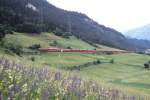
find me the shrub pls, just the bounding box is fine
[93,59,101,65]
[53,27,64,36]
[144,63,149,69]
[53,28,72,38]
[0,24,6,41]
[0,24,13,41]
[62,32,72,38]
[49,40,58,46]
[67,46,72,49]
[3,42,23,56]
[110,59,114,64]
[106,52,113,55]
[53,40,58,46]
[30,56,35,62]
[96,59,101,64]
[67,59,101,71]
[28,44,41,50]
[148,61,150,64]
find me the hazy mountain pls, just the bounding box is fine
[1,0,150,51]
[124,24,150,41]
[127,38,150,51]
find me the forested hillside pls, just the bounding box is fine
[0,0,150,51]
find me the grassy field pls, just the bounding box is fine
[77,54,150,94]
[4,32,95,49]
[51,36,95,49]
[1,32,150,97]
[30,52,150,95]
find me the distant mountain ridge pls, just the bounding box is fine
[124,24,150,40]
[1,0,150,51]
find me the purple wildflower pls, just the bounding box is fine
[54,72,61,81]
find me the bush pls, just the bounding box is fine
[144,63,149,69]
[62,32,72,38]
[110,59,114,64]
[28,44,41,50]
[53,28,72,38]
[53,28,64,36]
[148,61,150,64]
[93,59,101,65]
[30,56,35,62]
[49,40,58,46]
[67,46,72,49]
[3,42,23,56]
[96,59,101,64]
[53,40,58,46]
[106,52,113,55]
[0,24,13,41]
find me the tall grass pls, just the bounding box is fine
[0,57,148,100]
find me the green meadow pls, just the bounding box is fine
[1,32,150,97]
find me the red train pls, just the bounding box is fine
[38,48,97,53]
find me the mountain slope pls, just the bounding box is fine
[124,24,150,40]
[0,0,150,50]
[128,38,150,51]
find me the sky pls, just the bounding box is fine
[48,0,150,32]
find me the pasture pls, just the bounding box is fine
[1,32,150,97]
[32,52,150,95]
